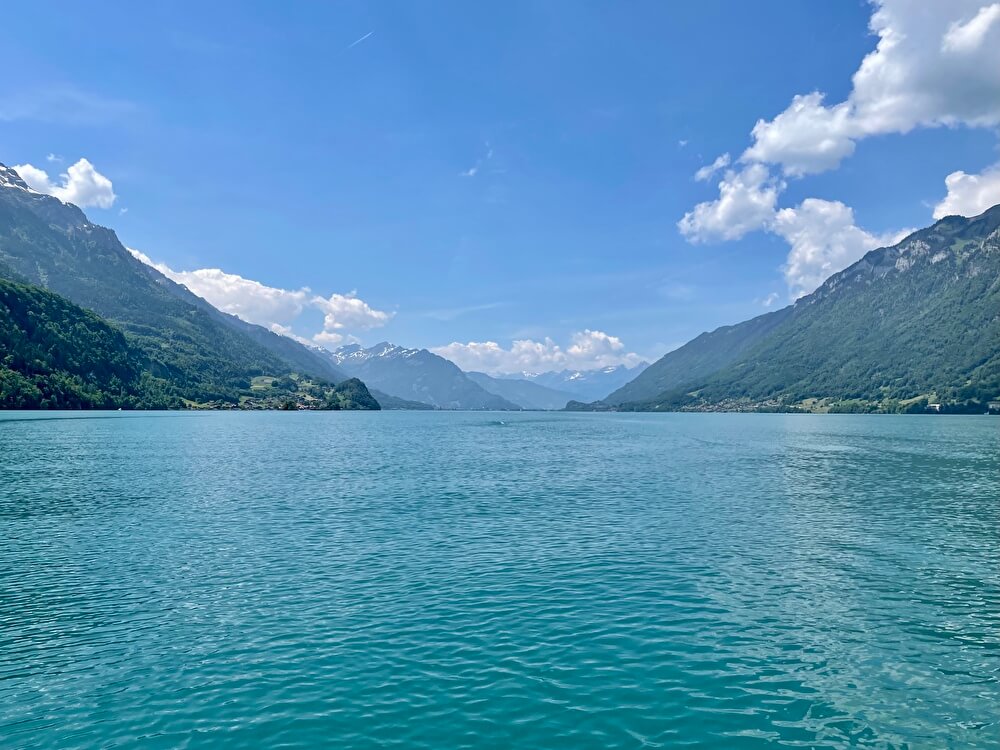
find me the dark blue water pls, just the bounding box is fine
[1,412,998,748]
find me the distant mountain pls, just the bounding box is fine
[594,206,1000,412]
[368,389,436,410]
[327,343,520,410]
[465,372,575,410]
[0,162,379,408]
[499,364,648,403]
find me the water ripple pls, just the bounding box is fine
[0,412,998,748]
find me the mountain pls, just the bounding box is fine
[0,163,353,404]
[328,343,520,410]
[603,310,793,405]
[465,372,575,410]
[501,364,649,403]
[595,206,1000,412]
[0,277,176,409]
[368,389,436,410]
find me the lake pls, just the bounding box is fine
[1,412,998,748]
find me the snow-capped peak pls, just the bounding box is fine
[0,163,35,193]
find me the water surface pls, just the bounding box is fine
[1,412,998,748]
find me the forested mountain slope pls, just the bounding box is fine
[604,206,1000,412]
[0,277,175,409]
[0,163,346,403]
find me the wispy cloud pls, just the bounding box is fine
[0,86,136,125]
[346,31,374,50]
[460,141,494,178]
[420,301,507,321]
[759,291,780,307]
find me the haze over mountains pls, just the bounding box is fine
[327,343,519,410]
[325,343,639,410]
[497,365,648,403]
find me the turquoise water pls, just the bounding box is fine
[1,412,998,749]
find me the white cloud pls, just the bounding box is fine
[677,1,997,296]
[678,164,782,242]
[13,158,116,208]
[761,291,780,308]
[694,153,731,182]
[743,1,1000,176]
[744,93,857,177]
[933,161,1000,219]
[943,3,1000,53]
[269,323,315,347]
[773,199,910,298]
[312,292,393,333]
[128,248,391,344]
[432,329,644,375]
[313,331,346,349]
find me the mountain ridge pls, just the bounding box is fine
[588,205,1000,412]
[0,162,373,407]
[327,342,521,410]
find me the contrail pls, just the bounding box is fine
[347,31,374,50]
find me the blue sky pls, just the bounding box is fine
[3,1,1000,373]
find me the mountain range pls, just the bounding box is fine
[328,343,522,410]
[497,364,648,403]
[581,206,1000,413]
[0,163,376,410]
[3,158,997,414]
[464,372,576,410]
[326,343,614,410]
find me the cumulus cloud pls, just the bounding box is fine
[694,153,731,182]
[432,329,644,375]
[942,3,1000,53]
[13,158,117,208]
[312,292,392,334]
[743,1,1000,176]
[678,1,999,296]
[773,199,910,299]
[933,161,1000,219]
[744,93,857,177]
[678,164,782,242]
[128,248,308,326]
[128,248,391,345]
[312,331,347,349]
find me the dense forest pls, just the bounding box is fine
[0,278,177,409]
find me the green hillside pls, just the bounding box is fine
[0,163,346,403]
[0,278,176,409]
[597,206,1000,413]
[603,307,793,405]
